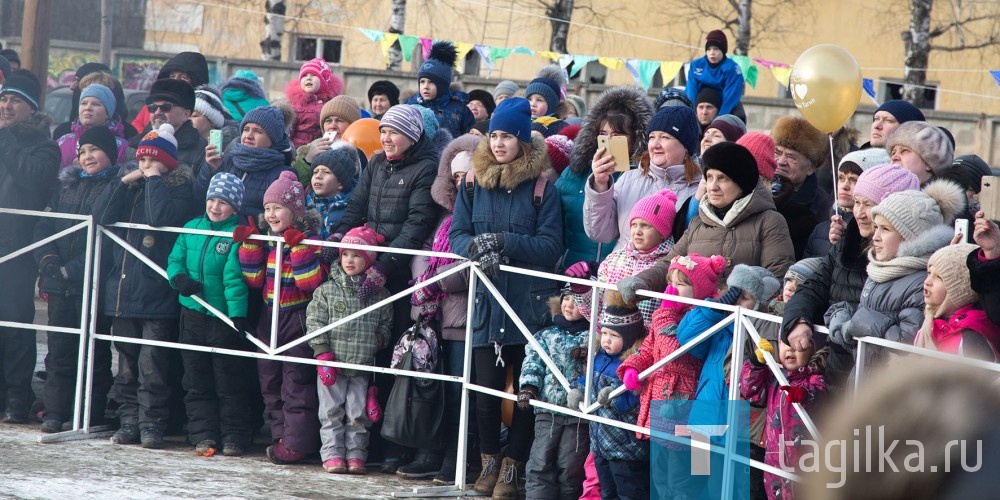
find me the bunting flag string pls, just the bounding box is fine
[354,28,1000,95]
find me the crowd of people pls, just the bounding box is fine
[1,28,1000,500]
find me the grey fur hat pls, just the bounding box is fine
[885,121,954,176]
[726,264,781,305]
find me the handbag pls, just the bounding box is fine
[381,324,445,450]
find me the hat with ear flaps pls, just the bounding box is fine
[600,290,645,347]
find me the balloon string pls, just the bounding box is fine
[829,133,838,218]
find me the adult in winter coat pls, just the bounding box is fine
[131,51,210,133]
[0,71,60,423]
[55,83,130,168]
[825,180,963,376]
[619,142,794,303]
[449,97,564,499]
[34,127,121,432]
[782,164,919,391]
[557,86,654,265]
[584,105,703,256]
[685,30,744,117]
[220,70,271,122]
[53,64,137,140]
[198,106,293,221]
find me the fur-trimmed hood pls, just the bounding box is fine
[122,163,194,190]
[433,134,481,211]
[58,164,122,188]
[471,134,550,190]
[284,77,339,107]
[569,86,654,175]
[257,208,323,236]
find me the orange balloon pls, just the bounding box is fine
[341,118,382,160]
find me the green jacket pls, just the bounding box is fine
[167,214,248,319]
[306,264,393,376]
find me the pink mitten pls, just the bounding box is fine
[660,284,687,311]
[622,367,641,391]
[366,385,382,423]
[316,352,340,387]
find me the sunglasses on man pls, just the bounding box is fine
[147,102,174,113]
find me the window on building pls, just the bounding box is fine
[879,79,938,109]
[295,36,342,64]
[463,50,481,76]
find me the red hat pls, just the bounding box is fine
[545,134,573,175]
[341,225,385,268]
[736,132,777,182]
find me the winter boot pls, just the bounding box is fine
[492,457,523,500]
[432,446,458,486]
[397,449,443,479]
[473,453,501,494]
[140,427,166,449]
[267,439,307,464]
[111,423,140,444]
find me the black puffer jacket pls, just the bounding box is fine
[94,164,194,319]
[334,133,440,276]
[0,113,60,302]
[34,165,121,297]
[773,173,835,260]
[968,248,1000,327]
[781,216,868,341]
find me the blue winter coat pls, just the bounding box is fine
[450,135,563,348]
[585,349,647,461]
[405,90,476,139]
[193,145,292,222]
[685,56,744,116]
[519,316,589,414]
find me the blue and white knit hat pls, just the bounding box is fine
[380,104,424,143]
[0,70,41,110]
[135,123,179,170]
[80,83,116,118]
[207,172,245,211]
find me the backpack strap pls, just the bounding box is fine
[464,170,477,204]
[466,170,547,212]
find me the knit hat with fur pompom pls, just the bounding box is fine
[667,253,727,301]
[600,290,645,348]
[870,179,966,241]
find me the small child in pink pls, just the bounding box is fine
[285,58,343,148]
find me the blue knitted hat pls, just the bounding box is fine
[418,42,457,94]
[80,83,116,119]
[524,64,565,117]
[241,106,289,150]
[490,97,532,143]
[647,105,701,156]
[207,172,245,211]
[875,100,925,124]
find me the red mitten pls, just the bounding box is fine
[780,385,807,404]
[232,216,257,244]
[283,228,307,247]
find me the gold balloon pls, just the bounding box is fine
[789,45,862,133]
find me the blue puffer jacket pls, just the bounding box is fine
[450,135,564,348]
[405,90,476,139]
[586,349,647,461]
[95,165,194,319]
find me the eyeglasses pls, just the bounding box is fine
[146,103,173,113]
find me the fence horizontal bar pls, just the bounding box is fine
[0,220,89,266]
[857,335,1000,372]
[0,207,91,220]
[0,320,79,335]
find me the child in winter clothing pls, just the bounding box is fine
[237,170,327,464]
[517,288,591,499]
[585,291,648,500]
[618,253,726,499]
[567,189,677,327]
[307,225,393,475]
[773,257,823,316]
[404,42,475,138]
[685,30,744,117]
[96,123,194,448]
[220,70,270,122]
[741,337,826,500]
[826,180,965,374]
[35,126,122,432]
[167,172,253,456]
[914,243,1000,360]
[306,144,359,238]
[286,58,342,148]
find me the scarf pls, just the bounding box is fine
[413,216,455,316]
[553,314,589,334]
[864,249,929,283]
[307,191,351,238]
[79,166,118,179]
[227,142,287,173]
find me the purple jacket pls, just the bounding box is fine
[56,118,129,169]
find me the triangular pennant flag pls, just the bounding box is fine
[379,33,400,64]
[770,66,791,88]
[397,35,420,63]
[512,46,535,56]
[455,42,475,67]
[745,64,759,89]
[419,37,433,60]
[731,55,753,78]
[658,61,683,84]
[569,55,597,77]
[557,54,574,70]
[598,57,623,71]
[862,78,879,105]
[752,57,787,70]
[537,51,562,62]
[625,59,641,87]
[359,28,384,42]
[990,70,1000,88]
[636,60,660,90]
[490,46,513,61]
[475,45,494,77]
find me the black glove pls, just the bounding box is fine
[468,233,504,261]
[516,385,538,411]
[41,261,68,282]
[477,251,502,278]
[231,317,248,335]
[170,273,203,297]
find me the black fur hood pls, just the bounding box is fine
[568,86,654,175]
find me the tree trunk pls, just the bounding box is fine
[546,0,574,53]
[902,0,932,107]
[387,0,406,71]
[735,0,751,56]
[261,0,286,61]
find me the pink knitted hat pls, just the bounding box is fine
[299,58,333,92]
[667,253,727,301]
[736,132,777,182]
[341,225,385,268]
[853,163,920,204]
[263,171,306,217]
[629,189,678,242]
